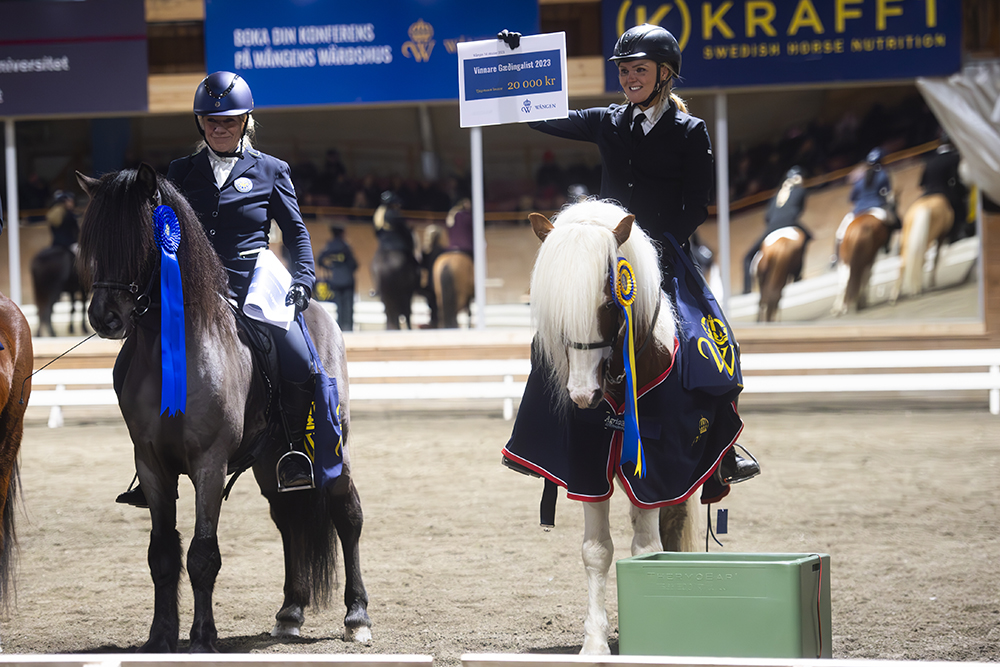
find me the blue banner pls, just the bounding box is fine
[601,0,962,93]
[0,0,147,117]
[205,0,539,108]
[463,49,562,101]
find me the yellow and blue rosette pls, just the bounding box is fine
[613,257,644,478]
[153,204,186,417]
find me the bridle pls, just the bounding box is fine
[566,289,662,387]
[89,187,163,322]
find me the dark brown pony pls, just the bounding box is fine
[76,164,370,652]
[432,251,474,328]
[832,213,892,315]
[752,228,806,322]
[0,292,33,608]
[30,246,88,337]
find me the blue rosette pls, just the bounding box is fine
[153,204,186,416]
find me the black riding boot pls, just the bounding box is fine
[276,375,317,492]
[715,443,761,485]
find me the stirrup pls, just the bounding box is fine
[276,450,315,492]
[116,475,148,508]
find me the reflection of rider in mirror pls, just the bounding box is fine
[742,166,813,294]
[835,147,899,263]
[921,135,972,243]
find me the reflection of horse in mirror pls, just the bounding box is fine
[752,228,806,322]
[30,246,88,337]
[890,193,954,304]
[832,212,893,316]
[433,251,474,328]
[0,292,33,611]
[76,164,370,652]
[503,200,733,655]
[370,244,418,331]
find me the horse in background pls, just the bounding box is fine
[890,194,954,304]
[504,200,711,655]
[432,251,474,328]
[752,227,806,322]
[30,246,88,337]
[76,164,370,652]
[831,212,892,316]
[0,293,32,615]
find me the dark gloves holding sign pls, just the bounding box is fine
[497,30,521,50]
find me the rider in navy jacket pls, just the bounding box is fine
[117,72,319,507]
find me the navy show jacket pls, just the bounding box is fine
[530,100,714,246]
[167,147,315,300]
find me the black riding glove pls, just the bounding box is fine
[497,29,521,50]
[285,284,310,315]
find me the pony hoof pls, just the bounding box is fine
[271,620,302,637]
[345,624,373,644]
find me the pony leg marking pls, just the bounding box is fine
[581,500,613,655]
[629,505,661,555]
[271,604,304,637]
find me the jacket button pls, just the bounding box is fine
[628,182,633,188]
[209,229,216,236]
[212,211,218,217]
[215,192,220,198]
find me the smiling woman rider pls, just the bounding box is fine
[512,24,759,487]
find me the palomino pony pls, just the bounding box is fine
[890,193,954,304]
[0,293,32,612]
[502,200,744,655]
[76,164,370,652]
[30,246,88,336]
[831,212,893,316]
[432,251,474,328]
[752,227,806,322]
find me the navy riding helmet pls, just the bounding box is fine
[609,24,681,76]
[194,71,254,116]
[866,147,883,165]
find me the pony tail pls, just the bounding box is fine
[670,92,687,114]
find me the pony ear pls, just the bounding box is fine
[529,212,554,241]
[137,163,159,201]
[613,214,635,247]
[76,171,99,196]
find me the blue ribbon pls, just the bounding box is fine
[612,257,644,478]
[153,205,186,417]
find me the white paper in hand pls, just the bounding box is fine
[243,249,295,330]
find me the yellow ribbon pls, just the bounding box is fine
[613,258,644,478]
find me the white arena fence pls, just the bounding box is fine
[28,348,1000,428]
[0,656,433,667]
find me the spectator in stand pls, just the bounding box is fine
[316,224,358,331]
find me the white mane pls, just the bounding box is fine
[530,199,676,404]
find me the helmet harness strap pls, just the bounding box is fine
[194,76,248,159]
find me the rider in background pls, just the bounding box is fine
[117,71,318,507]
[47,190,80,252]
[742,166,813,294]
[373,190,416,259]
[835,147,898,261]
[920,134,971,243]
[446,198,473,257]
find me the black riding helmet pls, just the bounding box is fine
[610,24,681,107]
[194,71,254,157]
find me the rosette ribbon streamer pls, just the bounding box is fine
[153,204,186,416]
[613,257,644,477]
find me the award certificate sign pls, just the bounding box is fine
[458,32,568,128]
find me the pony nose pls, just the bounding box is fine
[89,302,124,336]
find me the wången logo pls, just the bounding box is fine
[521,99,531,113]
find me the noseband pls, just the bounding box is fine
[90,187,163,321]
